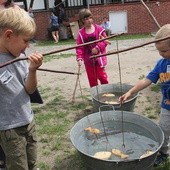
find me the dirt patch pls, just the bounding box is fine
[27,37,161,115]
[26,37,164,169]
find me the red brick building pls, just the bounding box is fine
[16,0,170,40]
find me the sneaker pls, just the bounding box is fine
[154,152,169,167]
[0,160,5,169]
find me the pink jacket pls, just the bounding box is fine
[76,24,108,68]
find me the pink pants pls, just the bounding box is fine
[85,64,109,87]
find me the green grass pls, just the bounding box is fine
[33,84,170,170]
[33,85,92,169]
[111,34,152,41]
[139,74,145,80]
[43,53,75,62]
[36,34,151,47]
[33,35,167,169]
[37,162,49,170]
[36,38,76,46]
[151,82,161,93]
[153,159,170,170]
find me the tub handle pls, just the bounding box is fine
[99,105,115,112]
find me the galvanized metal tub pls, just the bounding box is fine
[70,110,164,170]
[90,84,138,112]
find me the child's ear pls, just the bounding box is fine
[4,29,13,40]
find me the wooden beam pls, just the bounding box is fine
[141,0,161,29]
[90,35,170,59]
[0,33,123,69]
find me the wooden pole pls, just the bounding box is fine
[43,33,122,56]
[90,35,170,59]
[141,0,161,29]
[29,0,34,8]
[38,68,81,75]
[0,33,123,69]
[1,35,170,69]
[72,65,81,102]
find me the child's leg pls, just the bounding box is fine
[0,120,37,170]
[159,108,170,154]
[85,64,98,87]
[26,120,37,170]
[96,65,109,85]
[52,31,58,42]
[0,145,5,168]
[56,30,59,42]
[1,130,28,170]
[154,108,170,167]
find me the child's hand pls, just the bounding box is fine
[119,92,132,104]
[28,53,43,71]
[99,35,111,45]
[77,60,82,66]
[91,47,98,55]
[99,35,105,39]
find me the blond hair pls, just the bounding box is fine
[0,6,36,37]
[155,24,170,46]
[78,8,92,24]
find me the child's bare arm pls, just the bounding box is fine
[25,53,43,94]
[119,78,152,103]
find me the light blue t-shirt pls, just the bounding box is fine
[0,53,34,130]
[101,21,110,30]
[50,15,59,26]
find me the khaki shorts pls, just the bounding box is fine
[0,120,37,170]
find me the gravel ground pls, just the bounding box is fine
[26,37,170,157]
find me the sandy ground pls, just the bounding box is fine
[26,37,170,166]
[26,37,161,115]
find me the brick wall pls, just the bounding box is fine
[34,11,51,40]
[34,1,170,40]
[90,1,170,34]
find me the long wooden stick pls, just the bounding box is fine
[0,57,27,68]
[38,68,80,75]
[72,65,81,102]
[0,33,123,69]
[43,33,123,56]
[90,35,170,59]
[141,0,161,29]
[0,59,80,75]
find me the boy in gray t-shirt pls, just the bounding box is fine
[0,6,43,169]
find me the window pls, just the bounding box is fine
[15,0,47,10]
[49,0,55,8]
[14,0,27,9]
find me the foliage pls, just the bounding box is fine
[153,159,170,170]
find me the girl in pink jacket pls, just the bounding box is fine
[76,8,109,87]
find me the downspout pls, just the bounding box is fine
[29,0,34,8]
[87,0,89,9]
[46,0,49,11]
